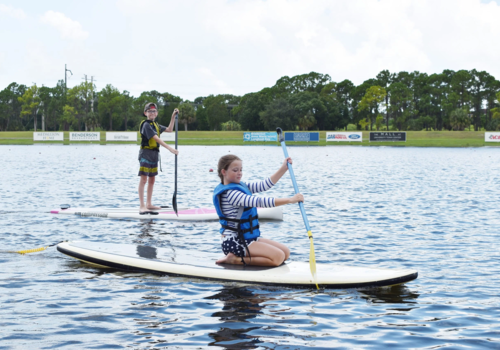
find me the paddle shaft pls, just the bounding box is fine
[279,144,311,231]
[172,112,178,214]
[174,113,178,188]
[277,127,318,289]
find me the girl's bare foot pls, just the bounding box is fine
[147,205,161,210]
[216,253,241,265]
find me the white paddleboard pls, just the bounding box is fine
[51,206,283,221]
[57,241,418,289]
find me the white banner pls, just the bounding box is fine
[33,132,64,141]
[160,132,175,141]
[485,132,500,142]
[105,132,138,141]
[326,132,362,142]
[70,132,100,141]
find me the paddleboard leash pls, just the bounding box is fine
[1,241,67,255]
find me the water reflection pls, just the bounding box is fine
[358,285,420,304]
[136,245,158,259]
[206,287,266,349]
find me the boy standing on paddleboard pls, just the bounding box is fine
[138,102,179,213]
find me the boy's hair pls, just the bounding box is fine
[144,102,158,113]
[217,154,241,183]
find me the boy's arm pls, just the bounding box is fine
[152,135,179,155]
[164,109,179,133]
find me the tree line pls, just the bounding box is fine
[1,69,500,133]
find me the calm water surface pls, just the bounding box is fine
[0,145,499,349]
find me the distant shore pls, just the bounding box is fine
[0,131,497,147]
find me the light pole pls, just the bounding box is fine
[65,64,73,93]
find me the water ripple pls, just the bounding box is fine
[1,145,499,349]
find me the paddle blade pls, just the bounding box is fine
[276,127,284,142]
[172,192,178,216]
[308,230,319,290]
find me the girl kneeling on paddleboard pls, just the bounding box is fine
[213,154,304,267]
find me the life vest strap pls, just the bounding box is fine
[220,224,260,235]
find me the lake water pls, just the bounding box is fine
[1,144,499,349]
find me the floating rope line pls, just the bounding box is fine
[1,241,66,255]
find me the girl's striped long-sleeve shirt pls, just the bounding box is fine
[221,178,275,232]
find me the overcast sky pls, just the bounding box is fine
[1,0,499,101]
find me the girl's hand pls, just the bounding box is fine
[172,108,179,117]
[282,157,292,168]
[170,148,179,155]
[289,193,304,204]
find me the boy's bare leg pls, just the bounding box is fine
[146,176,161,210]
[139,175,148,212]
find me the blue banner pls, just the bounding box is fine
[284,132,320,142]
[243,132,277,142]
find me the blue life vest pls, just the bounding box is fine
[213,182,260,240]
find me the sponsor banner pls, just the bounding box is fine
[370,132,406,142]
[326,132,362,142]
[485,132,500,142]
[105,132,138,141]
[160,132,175,142]
[33,132,64,141]
[69,132,100,141]
[284,132,320,142]
[243,132,277,142]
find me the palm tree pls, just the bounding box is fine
[298,113,316,131]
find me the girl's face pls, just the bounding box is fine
[222,160,242,184]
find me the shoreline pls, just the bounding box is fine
[0,130,498,147]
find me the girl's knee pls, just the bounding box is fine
[283,247,290,260]
[272,250,286,266]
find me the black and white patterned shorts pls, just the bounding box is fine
[221,235,259,258]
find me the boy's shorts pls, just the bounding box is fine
[138,149,159,177]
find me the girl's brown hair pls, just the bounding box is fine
[217,154,241,183]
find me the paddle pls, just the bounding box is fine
[276,127,319,289]
[172,111,179,216]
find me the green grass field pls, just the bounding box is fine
[0,130,497,147]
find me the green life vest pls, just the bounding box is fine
[139,119,161,151]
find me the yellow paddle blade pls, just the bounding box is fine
[307,230,319,290]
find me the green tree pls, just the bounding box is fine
[18,84,41,131]
[221,120,241,131]
[0,82,27,131]
[204,95,229,130]
[98,84,122,131]
[469,69,495,131]
[236,92,267,131]
[376,70,394,130]
[260,98,295,131]
[357,85,387,130]
[273,72,331,96]
[375,114,384,130]
[60,105,77,131]
[178,102,196,131]
[449,108,469,131]
[388,82,414,130]
[116,91,134,131]
[297,112,316,130]
[492,92,500,119]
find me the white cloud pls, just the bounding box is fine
[40,10,88,40]
[3,0,500,100]
[0,4,26,19]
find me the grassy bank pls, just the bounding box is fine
[0,130,497,147]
